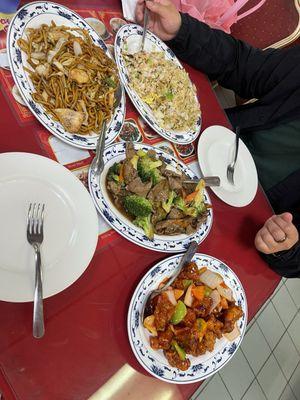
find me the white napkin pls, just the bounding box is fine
[121,0,138,21]
[0,51,10,70]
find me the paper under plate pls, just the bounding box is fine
[0,153,98,302]
[197,126,258,207]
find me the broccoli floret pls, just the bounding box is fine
[149,168,162,185]
[107,162,121,183]
[189,180,206,215]
[137,156,162,182]
[174,196,186,211]
[134,215,154,240]
[162,191,176,213]
[123,195,153,217]
[174,195,204,217]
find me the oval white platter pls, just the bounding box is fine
[88,142,213,253]
[7,1,125,150]
[115,24,201,145]
[128,253,248,384]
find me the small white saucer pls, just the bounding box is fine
[197,125,258,207]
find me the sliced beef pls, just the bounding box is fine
[162,167,182,179]
[123,160,137,184]
[147,179,169,203]
[168,176,183,190]
[127,177,152,197]
[107,181,122,196]
[155,217,195,235]
[182,181,197,195]
[126,142,135,159]
[151,206,167,225]
[167,207,185,219]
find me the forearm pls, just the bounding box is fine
[167,13,292,100]
[260,242,300,278]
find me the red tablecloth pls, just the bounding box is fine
[0,1,280,399]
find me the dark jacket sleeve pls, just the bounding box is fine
[167,13,297,101]
[261,243,300,278]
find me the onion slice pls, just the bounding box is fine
[73,40,82,56]
[165,288,177,306]
[224,323,240,341]
[184,284,194,307]
[208,289,221,313]
[199,269,223,289]
[217,283,233,301]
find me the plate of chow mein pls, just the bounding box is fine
[7,2,125,149]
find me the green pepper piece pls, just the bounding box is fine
[183,279,193,290]
[172,340,186,361]
[204,286,212,297]
[170,300,187,324]
[196,318,207,342]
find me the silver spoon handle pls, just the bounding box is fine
[141,7,149,50]
[93,120,107,175]
[159,241,198,291]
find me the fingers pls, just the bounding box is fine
[268,214,295,238]
[265,218,286,243]
[145,0,168,16]
[255,213,299,254]
[280,212,293,223]
[135,0,145,24]
[254,232,272,254]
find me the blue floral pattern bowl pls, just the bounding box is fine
[7,2,125,149]
[114,24,202,145]
[88,142,213,253]
[127,253,247,384]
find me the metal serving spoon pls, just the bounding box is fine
[142,240,198,319]
[90,84,122,177]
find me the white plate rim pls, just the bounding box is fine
[114,24,202,145]
[7,1,125,150]
[197,125,258,207]
[0,152,99,302]
[127,253,248,384]
[88,142,213,253]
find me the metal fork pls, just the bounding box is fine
[141,6,149,51]
[27,203,45,339]
[227,126,240,185]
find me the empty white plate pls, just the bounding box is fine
[197,126,258,207]
[0,153,98,302]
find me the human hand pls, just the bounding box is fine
[135,0,182,41]
[254,212,299,254]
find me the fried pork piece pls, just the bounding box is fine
[202,330,216,352]
[164,348,191,371]
[55,108,84,133]
[172,325,202,357]
[206,315,224,339]
[221,305,244,333]
[154,292,175,331]
[173,262,201,289]
[193,297,212,318]
[150,326,174,350]
[182,308,197,328]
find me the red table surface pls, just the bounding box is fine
[0,1,280,399]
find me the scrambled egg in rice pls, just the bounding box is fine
[123,51,200,131]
